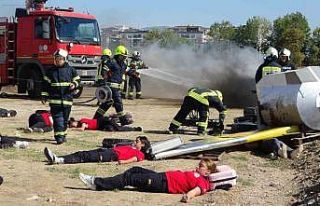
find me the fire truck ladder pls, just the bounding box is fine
[6,18,16,84]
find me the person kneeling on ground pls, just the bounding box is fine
[0,134,29,149]
[79,158,216,203]
[68,113,142,132]
[44,136,150,165]
[24,110,53,133]
[0,108,17,118]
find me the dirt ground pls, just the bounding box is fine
[0,87,298,206]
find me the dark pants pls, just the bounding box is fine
[128,77,141,98]
[62,148,118,164]
[0,135,16,149]
[121,76,128,98]
[94,166,168,192]
[169,96,209,133]
[28,113,52,132]
[50,106,71,142]
[94,88,124,119]
[98,117,139,132]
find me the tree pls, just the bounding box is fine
[144,29,189,48]
[234,16,272,51]
[305,27,320,65]
[208,21,236,41]
[272,12,310,66]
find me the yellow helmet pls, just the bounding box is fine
[114,45,128,56]
[214,90,223,101]
[102,48,112,56]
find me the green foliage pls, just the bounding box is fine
[144,29,189,48]
[273,12,310,46]
[234,16,272,51]
[208,20,236,41]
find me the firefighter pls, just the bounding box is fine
[277,48,296,72]
[96,48,112,86]
[41,49,80,144]
[127,51,148,99]
[255,47,282,83]
[93,45,132,126]
[168,87,227,135]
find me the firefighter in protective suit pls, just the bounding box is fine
[255,47,282,83]
[168,87,227,135]
[277,48,296,72]
[93,45,132,126]
[41,49,80,144]
[127,51,148,99]
[96,48,112,86]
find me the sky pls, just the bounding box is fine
[0,0,319,29]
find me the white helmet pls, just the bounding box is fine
[279,48,291,60]
[265,47,278,59]
[54,49,68,58]
[133,51,141,58]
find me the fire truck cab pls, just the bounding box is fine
[0,3,102,97]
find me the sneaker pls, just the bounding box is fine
[267,152,278,160]
[9,110,17,117]
[44,147,57,164]
[33,128,44,133]
[278,144,288,159]
[24,127,33,133]
[13,141,29,149]
[79,173,96,190]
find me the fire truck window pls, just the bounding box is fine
[35,18,51,39]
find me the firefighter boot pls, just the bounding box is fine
[168,124,179,134]
[197,127,207,136]
[55,135,67,145]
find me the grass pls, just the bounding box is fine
[65,138,100,150]
[0,148,44,162]
[237,177,254,187]
[45,165,98,179]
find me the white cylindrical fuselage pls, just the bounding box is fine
[256,66,320,130]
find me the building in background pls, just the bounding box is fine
[101,25,210,51]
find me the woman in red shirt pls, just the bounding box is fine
[68,114,142,132]
[44,136,150,165]
[79,158,217,203]
[24,110,53,133]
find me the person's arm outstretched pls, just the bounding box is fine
[118,156,138,164]
[180,186,202,203]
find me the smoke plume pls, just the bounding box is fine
[139,43,263,108]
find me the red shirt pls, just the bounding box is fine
[113,146,145,161]
[166,170,210,194]
[79,118,98,130]
[40,112,53,126]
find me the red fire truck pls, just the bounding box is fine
[0,1,102,97]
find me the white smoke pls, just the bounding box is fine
[139,43,263,107]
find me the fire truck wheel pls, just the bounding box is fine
[27,69,42,98]
[72,85,83,98]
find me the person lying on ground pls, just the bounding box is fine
[0,134,29,149]
[79,158,217,203]
[260,138,301,160]
[68,113,142,132]
[44,136,150,165]
[24,110,53,133]
[0,108,17,118]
